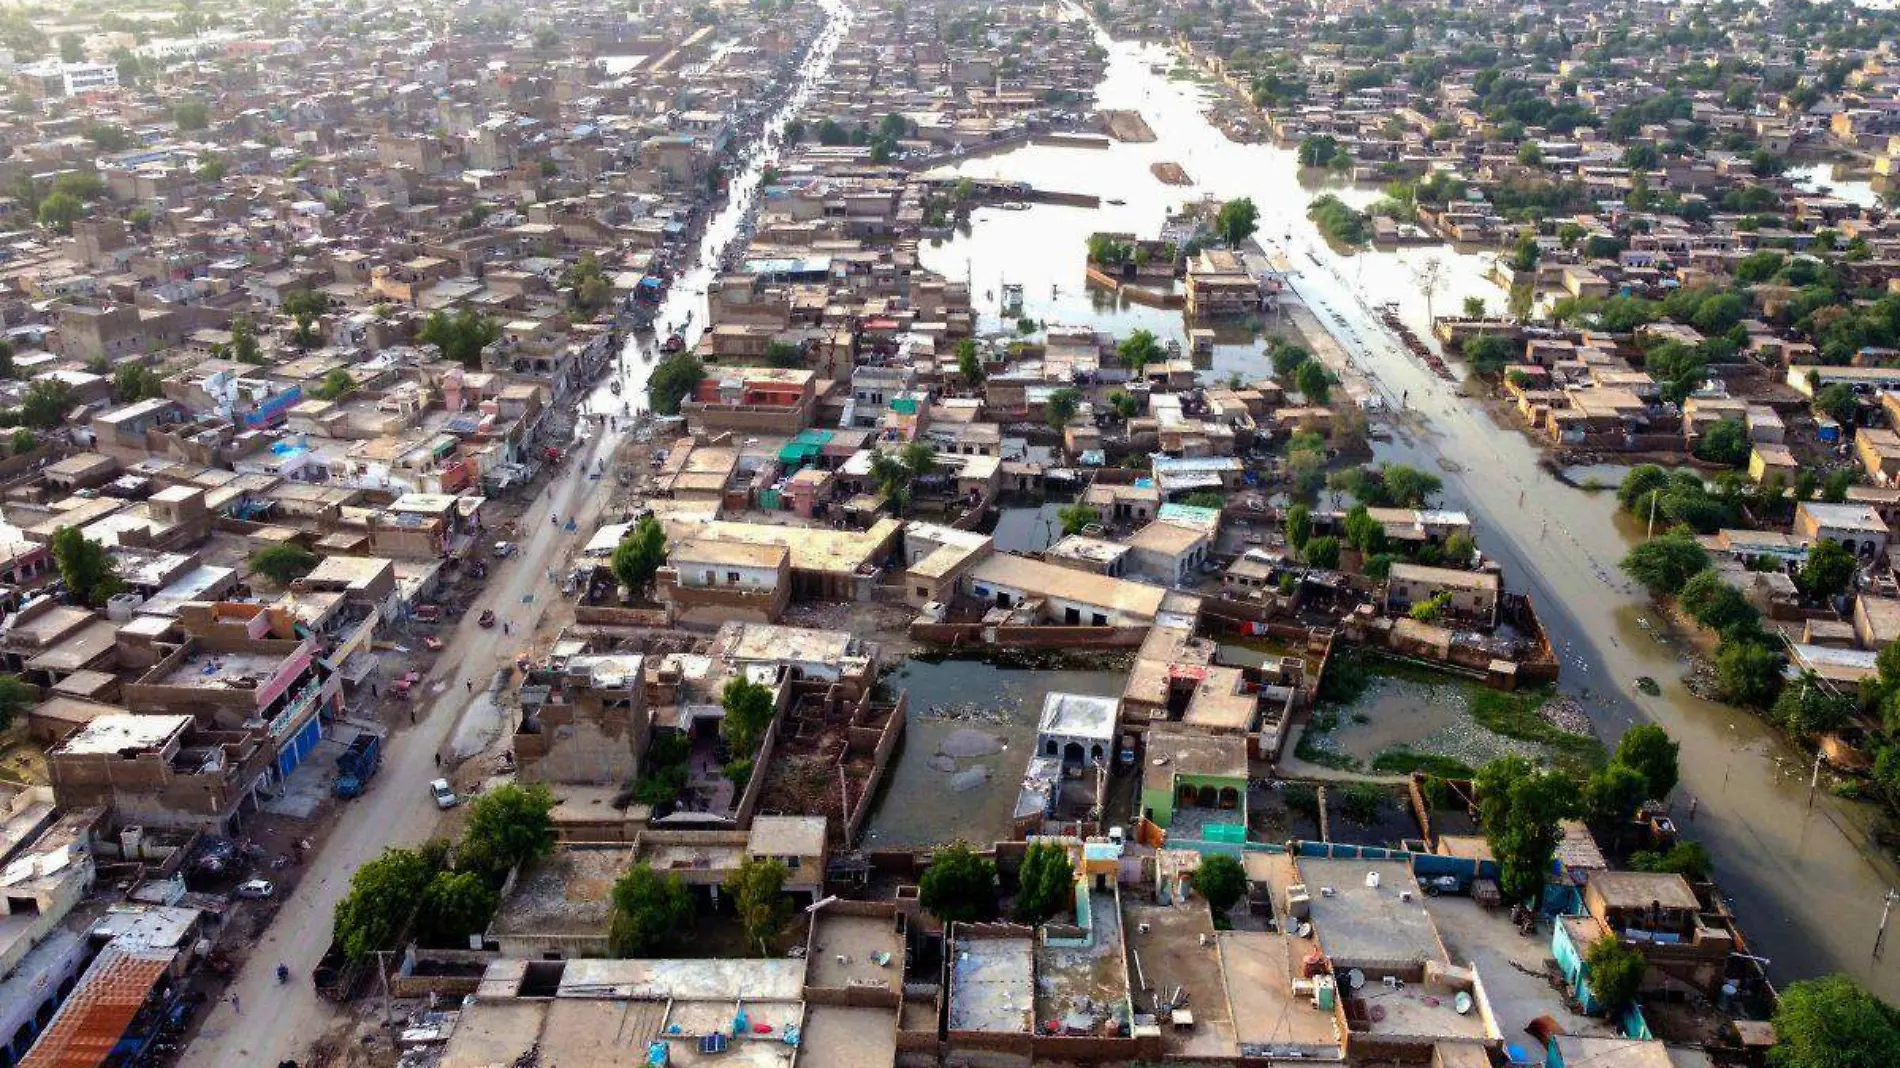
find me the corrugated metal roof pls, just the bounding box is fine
[21,946,173,1068]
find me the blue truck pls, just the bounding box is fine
[334,733,382,799]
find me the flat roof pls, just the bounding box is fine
[1219,931,1342,1055]
[1388,563,1501,592]
[948,932,1034,1033]
[1037,692,1119,741]
[1295,858,1448,971]
[1586,870,1700,912]
[721,622,855,666]
[969,554,1165,620]
[671,537,789,570]
[748,815,826,859]
[1146,728,1247,780]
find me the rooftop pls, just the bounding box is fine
[51,713,190,756]
[948,930,1034,1033]
[1037,692,1119,742]
[1295,858,1449,972]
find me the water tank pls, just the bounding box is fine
[105,592,146,622]
[119,825,144,859]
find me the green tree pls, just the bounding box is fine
[313,368,355,401]
[460,783,557,877]
[609,863,695,956]
[648,354,704,415]
[112,362,164,402]
[1464,334,1514,375]
[1303,535,1341,569]
[1475,755,1575,904]
[1715,638,1784,709]
[610,515,668,593]
[1798,538,1858,601]
[721,676,776,755]
[1584,936,1645,1015]
[955,338,984,384]
[1613,725,1680,801]
[1059,504,1100,536]
[50,527,122,606]
[1769,974,1900,1068]
[1295,360,1331,404]
[1118,328,1163,371]
[1509,232,1540,273]
[726,857,791,954]
[1444,531,1475,565]
[1773,672,1855,737]
[417,870,499,945]
[918,841,996,923]
[1045,387,1081,432]
[1382,465,1443,508]
[1215,197,1259,245]
[1192,853,1247,916]
[249,544,320,585]
[5,429,29,456]
[1676,569,1756,636]
[418,309,500,370]
[1516,142,1543,166]
[221,316,264,365]
[1284,503,1312,550]
[0,674,36,732]
[1693,419,1750,467]
[1581,762,1648,836]
[1013,842,1076,924]
[1618,465,1671,512]
[333,847,434,962]
[1107,390,1138,419]
[1629,840,1711,880]
[173,98,210,130]
[36,191,82,234]
[1343,504,1386,554]
[1619,529,1709,597]
[1815,383,1859,426]
[1462,296,1486,319]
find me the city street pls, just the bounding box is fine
[180,425,622,1067]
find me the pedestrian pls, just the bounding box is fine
[230,993,241,1015]
[1687,796,1699,822]
[409,707,416,725]
[466,679,473,693]
[434,752,442,768]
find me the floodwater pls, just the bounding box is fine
[865,656,1127,848]
[1789,162,1883,210]
[991,503,1068,553]
[934,11,1900,996]
[594,0,854,414]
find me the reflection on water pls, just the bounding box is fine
[917,32,1502,351]
[1789,162,1883,209]
[866,656,1126,848]
[913,17,1900,997]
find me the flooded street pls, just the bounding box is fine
[926,15,1900,995]
[592,0,853,416]
[865,656,1127,848]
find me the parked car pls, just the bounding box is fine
[492,541,518,559]
[236,878,275,900]
[429,779,459,809]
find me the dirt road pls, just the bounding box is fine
[180,425,624,1068]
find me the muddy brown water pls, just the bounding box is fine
[918,14,1900,996]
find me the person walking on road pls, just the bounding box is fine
[230,993,241,1015]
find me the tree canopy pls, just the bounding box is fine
[1216,197,1259,245]
[919,841,996,923]
[1770,973,1900,1068]
[418,309,500,370]
[459,783,557,877]
[727,857,791,954]
[648,354,704,416]
[1013,842,1076,924]
[721,676,776,756]
[333,847,434,962]
[609,862,695,956]
[51,527,122,606]
[250,544,320,586]
[611,515,668,593]
[1476,756,1574,904]
[1192,853,1248,917]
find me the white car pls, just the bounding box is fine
[236,878,275,900]
[429,778,459,809]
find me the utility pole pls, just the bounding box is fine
[1876,889,1899,960]
[1807,749,1824,808]
[375,949,394,1026]
[1646,489,1658,541]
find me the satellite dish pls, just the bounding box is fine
[1454,992,1474,1016]
[1295,921,1312,939]
[1346,969,1365,990]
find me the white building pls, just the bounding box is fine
[1036,692,1120,766]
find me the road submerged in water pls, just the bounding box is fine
[919,13,1900,997]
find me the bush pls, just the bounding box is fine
[1338,783,1385,825]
